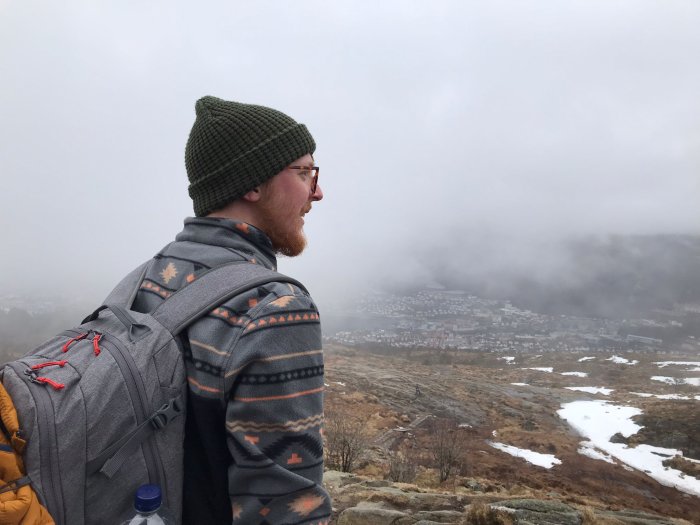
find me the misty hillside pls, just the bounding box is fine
[3,235,700,362]
[427,234,700,319]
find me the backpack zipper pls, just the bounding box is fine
[61,329,167,504]
[97,333,166,501]
[7,361,66,525]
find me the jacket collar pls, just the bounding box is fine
[176,217,277,270]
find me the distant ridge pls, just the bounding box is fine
[423,234,700,319]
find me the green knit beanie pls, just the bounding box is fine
[185,96,316,217]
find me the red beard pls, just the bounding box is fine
[256,198,308,257]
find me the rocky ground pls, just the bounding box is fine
[323,344,700,524]
[325,470,694,524]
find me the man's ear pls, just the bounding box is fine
[241,187,262,202]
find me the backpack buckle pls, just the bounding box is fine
[150,396,183,430]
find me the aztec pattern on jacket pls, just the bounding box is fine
[131,217,331,525]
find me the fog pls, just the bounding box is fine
[1,1,699,311]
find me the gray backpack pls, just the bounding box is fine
[0,261,303,525]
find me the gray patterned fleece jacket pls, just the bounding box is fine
[131,217,331,525]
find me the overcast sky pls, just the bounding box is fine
[1,0,699,309]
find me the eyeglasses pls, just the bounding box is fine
[288,166,319,194]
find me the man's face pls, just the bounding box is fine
[256,154,323,257]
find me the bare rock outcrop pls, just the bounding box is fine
[325,471,695,525]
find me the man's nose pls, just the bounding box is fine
[311,183,323,201]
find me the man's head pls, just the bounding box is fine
[253,153,321,256]
[185,96,322,256]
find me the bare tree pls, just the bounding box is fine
[324,411,368,472]
[430,418,461,483]
[387,451,417,483]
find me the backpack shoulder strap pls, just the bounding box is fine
[150,261,306,335]
[103,260,152,308]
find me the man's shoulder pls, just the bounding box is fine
[217,278,318,322]
[137,242,255,297]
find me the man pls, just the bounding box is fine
[130,96,331,524]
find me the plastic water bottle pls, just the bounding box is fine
[119,484,173,525]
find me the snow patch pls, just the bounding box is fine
[578,356,596,362]
[631,392,696,400]
[523,367,553,373]
[565,387,613,395]
[499,356,515,364]
[578,442,615,464]
[607,355,638,365]
[489,442,561,469]
[558,400,700,497]
[654,361,700,369]
[561,371,588,377]
[651,376,700,387]
[510,383,529,387]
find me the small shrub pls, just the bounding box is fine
[460,501,514,525]
[580,506,599,525]
[521,418,537,431]
[579,506,626,525]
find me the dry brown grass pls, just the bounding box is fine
[413,467,442,488]
[662,455,700,477]
[578,506,630,525]
[580,507,599,525]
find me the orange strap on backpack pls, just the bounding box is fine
[0,382,54,525]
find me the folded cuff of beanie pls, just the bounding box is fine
[188,123,316,217]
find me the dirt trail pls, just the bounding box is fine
[373,413,431,449]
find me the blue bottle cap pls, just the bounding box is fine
[134,484,162,513]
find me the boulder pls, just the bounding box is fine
[412,510,465,523]
[324,470,363,490]
[596,508,695,525]
[461,478,484,491]
[337,507,411,525]
[491,498,580,525]
[362,479,392,488]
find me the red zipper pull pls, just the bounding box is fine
[34,377,65,390]
[31,360,68,371]
[62,332,88,352]
[92,333,103,356]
